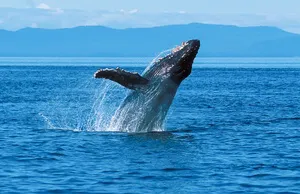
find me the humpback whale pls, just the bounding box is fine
[94,39,200,132]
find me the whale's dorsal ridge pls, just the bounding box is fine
[94,67,149,90]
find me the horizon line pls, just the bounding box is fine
[0,22,295,34]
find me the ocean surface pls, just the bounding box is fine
[0,57,300,193]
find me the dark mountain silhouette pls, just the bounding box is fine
[0,23,299,57]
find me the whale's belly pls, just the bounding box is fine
[109,83,178,132]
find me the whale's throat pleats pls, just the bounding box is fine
[108,80,178,132]
[94,67,149,90]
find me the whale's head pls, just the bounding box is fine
[144,39,200,84]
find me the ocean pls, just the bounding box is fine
[0,57,300,193]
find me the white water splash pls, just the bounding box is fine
[39,78,121,132]
[86,82,121,132]
[143,42,186,75]
[39,112,82,132]
[40,77,174,133]
[39,112,56,129]
[40,48,177,133]
[142,48,173,75]
[107,79,177,133]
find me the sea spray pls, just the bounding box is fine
[142,48,173,75]
[86,81,121,131]
[108,79,176,133]
[40,48,179,133]
[40,77,122,132]
[39,73,170,133]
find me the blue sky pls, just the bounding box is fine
[0,0,300,33]
[1,0,299,13]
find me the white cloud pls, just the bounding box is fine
[120,9,138,15]
[0,7,300,34]
[36,3,51,10]
[30,23,38,28]
[35,3,64,14]
[54,8,64,14]
[129,9,138,14]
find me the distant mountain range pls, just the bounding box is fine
[0,23,300,57]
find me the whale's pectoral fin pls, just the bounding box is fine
[94,67,149,90]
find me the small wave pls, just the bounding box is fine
[247,173,273,178]
[275,117,300,121]
[252,117,300,126]
[138,175,156,180]
[161,167,191,172]
[259,117,300,124]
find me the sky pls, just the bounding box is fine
[0,0,300,33]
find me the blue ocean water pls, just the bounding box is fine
[0,57,300,193]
